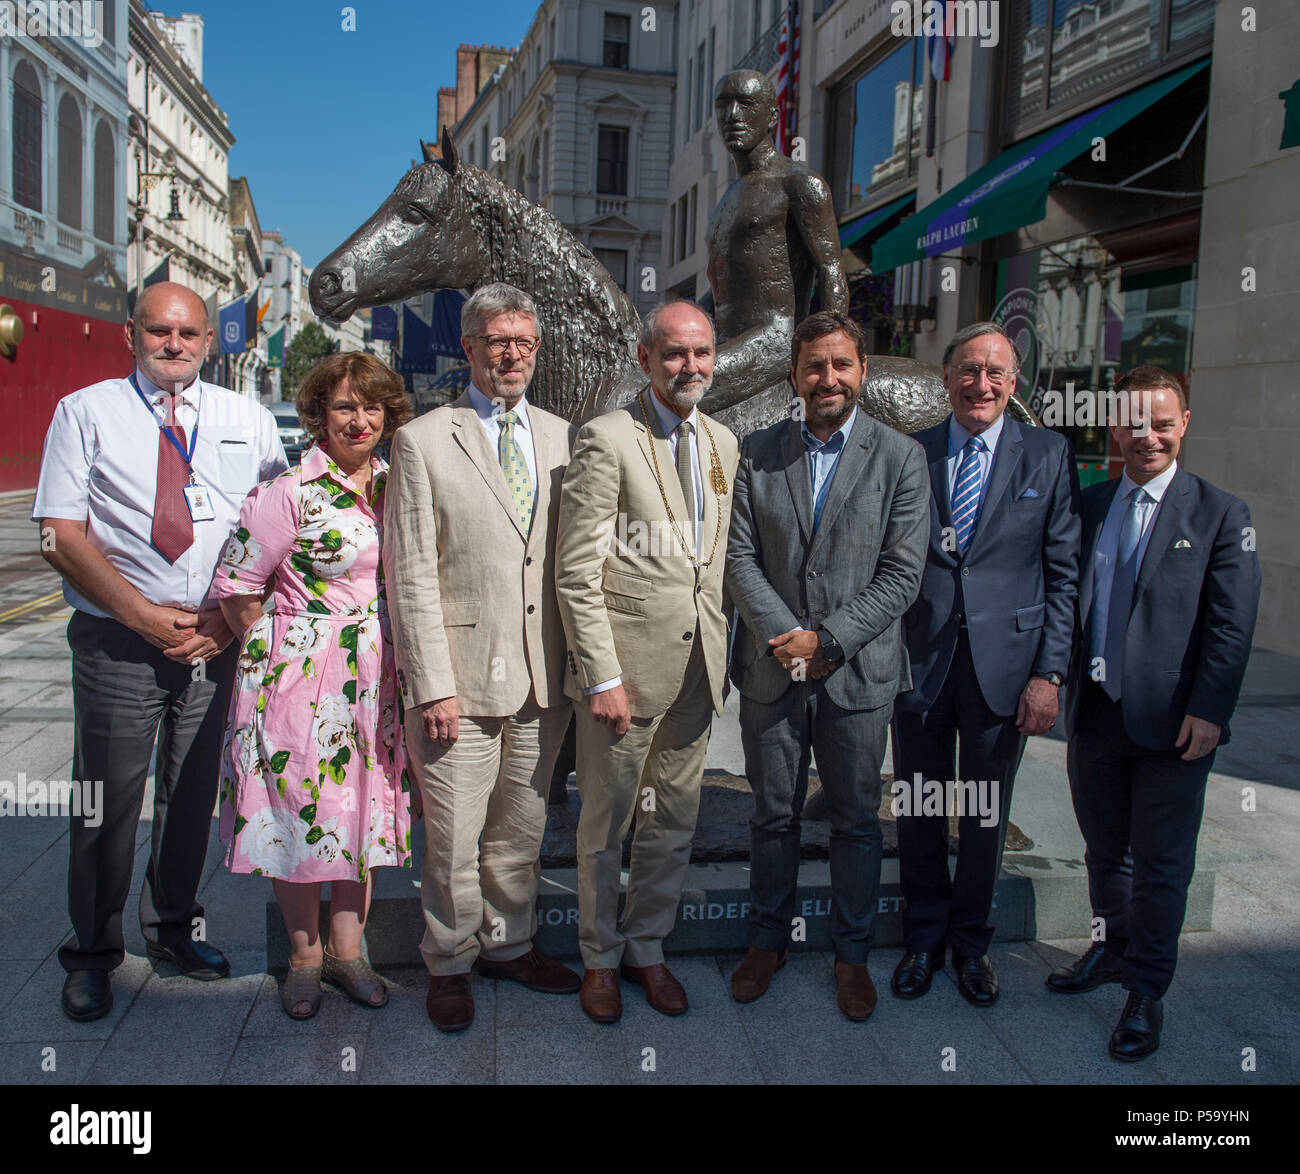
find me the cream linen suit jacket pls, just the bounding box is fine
[556,389,739,718]
[383,391,575,715]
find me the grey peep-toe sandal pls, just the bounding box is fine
[281,964,323,1020]
[322,951,388,1008]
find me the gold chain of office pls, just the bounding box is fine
[637,395,729,569]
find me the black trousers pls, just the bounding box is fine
[61,611,236,973]
[1068,681,1213,999]
[891,631,1027,956]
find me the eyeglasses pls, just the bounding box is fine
[477,334,540,356]
[952,363,1016,387]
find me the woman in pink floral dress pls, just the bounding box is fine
[214,353,413,1019]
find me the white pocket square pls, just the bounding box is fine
[1174,538,1192,549]
[1018,487,1040,499]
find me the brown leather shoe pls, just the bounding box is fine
[475,947,581,993]
[426,973,474,1033]
[621,962,688,1016]
[730,947,788,1003]
[835,961,878,1022]
[580,968,622,1023]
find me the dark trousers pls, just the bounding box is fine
[1068,681,1212,999]
[740,682,889,963]
[61,611,235,973]
[891,631,1026,956]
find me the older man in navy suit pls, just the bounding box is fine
[1047,365,1259,1062]
[891,322,1080,1007]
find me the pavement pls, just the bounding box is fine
[1,494,1298,1085]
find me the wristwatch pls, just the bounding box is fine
[1032,671,1064,687]
[818,628,845,664]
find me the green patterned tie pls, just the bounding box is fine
[498,410,533,532]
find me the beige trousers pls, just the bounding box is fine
[406,694,571,976]
[574,637,713,969]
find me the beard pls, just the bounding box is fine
[662,372,712,412]
[485,362,531,401]
[807,387,860,428]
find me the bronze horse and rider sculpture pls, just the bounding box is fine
[309,70,1035,437]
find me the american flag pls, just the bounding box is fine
[928,0,956,82]
[775,2,800,154]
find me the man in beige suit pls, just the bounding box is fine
[384,283,579,1033]
[557,300,739,1023]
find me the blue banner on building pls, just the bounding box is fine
[219,296,246,354]
[371,305,397,340]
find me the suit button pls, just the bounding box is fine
[525,557,533,566]
[962,566,970,577]
[807,571,817,580]
[695,585,702,594]
[527,604,536,614]
[682,631,692,641]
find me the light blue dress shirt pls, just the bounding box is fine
[467,382,537,508]
[945,411,1004,513]
[802,406,857,531]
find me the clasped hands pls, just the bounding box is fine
[767,628,833,680]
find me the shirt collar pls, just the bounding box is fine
[134,367,201,409]
[948,410,1004,457]
[1119,459,1178,505]
[300,441,386,492]
[802,406,857,452]
[647,387,697,439]
[468,382,531,431]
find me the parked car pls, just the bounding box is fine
[266,401,308,465]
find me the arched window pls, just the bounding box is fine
[13,60,43,212]
[93,121,116,242]
[58,94,83,229]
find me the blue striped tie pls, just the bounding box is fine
[952,436,985,554]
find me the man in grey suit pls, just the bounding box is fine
[724,312,929,1019]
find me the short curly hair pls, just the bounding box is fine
[295,352,412,443]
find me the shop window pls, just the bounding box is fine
[827,38,923,217]
[1004,0,1213,138]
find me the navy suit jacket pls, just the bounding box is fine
[1065,468,1260,750]
[897,414,1081,717]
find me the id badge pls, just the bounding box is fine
[183,481,216,522]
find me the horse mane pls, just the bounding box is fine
[453,163,642,419]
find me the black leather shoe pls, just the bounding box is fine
[146,939,231,980]
[1046,942,1125,994]
[61,970,112,1022]
[891,950,942,999]
[953,953,999,1006]
[1109,992,1162,1061]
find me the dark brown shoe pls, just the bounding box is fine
[426,973,474,1033]
[475,947,581,993]
[580,967,622,1023]
[835,960,878,1022]
[620,962,688,1016]
[730,947,788,1003]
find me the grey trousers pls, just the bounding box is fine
[61,611,235,973]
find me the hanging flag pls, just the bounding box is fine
[775,2,800,155]
[928,1,956,83]
[401,304,433,372]
[127,253,172,317]
[430,289,467,357]
[256,296,272,324]
[219,296,246,353]
[371,305,397,341]
[266,324,285,368]
[243,291,258,348]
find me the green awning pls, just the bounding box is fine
[871,60,1209,273]
[839,193,915,250]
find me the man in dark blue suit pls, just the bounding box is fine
[1047,365,1259,1062]
[892,322,1080,1007]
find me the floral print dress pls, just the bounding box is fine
[213,443,412,883]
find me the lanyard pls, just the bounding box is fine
[130,373,199,468]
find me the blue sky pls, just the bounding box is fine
[200,0,545,266]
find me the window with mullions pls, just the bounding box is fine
[597,125,629,195]
[1004,0,1214,135]
[827,38,923,217]
[603,13,630,69]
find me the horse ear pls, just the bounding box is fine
[438,126,459,174]
[419,139,438,164]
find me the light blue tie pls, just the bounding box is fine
[951,436,985,554]
[1099,486,1147,702]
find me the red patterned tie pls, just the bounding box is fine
[152,421,194,562]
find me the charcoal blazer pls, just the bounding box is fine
[725,410,930,710]
[898,414,1081,717]
[1065,468,1260,749]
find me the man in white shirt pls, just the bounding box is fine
[33,282,285,1021]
